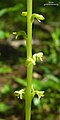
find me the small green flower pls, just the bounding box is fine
[35,91,44,99]
[31,86,44,99]
[33,52,43,62]
[31,13,45,23]
[14,89,25,99]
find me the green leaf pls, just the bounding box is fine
[12,76,60,92]
[0,4,24,16]
[1,84,12,94]
[0,31,10,39]
[0,102,11,112]
[0,65,12,74]
[0,9,7,16]
[46,74,59,83]
[12,76,27,86]
[0,30,5,39]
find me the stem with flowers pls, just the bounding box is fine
[14,0,45,120]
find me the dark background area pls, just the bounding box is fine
[0,0,60,120]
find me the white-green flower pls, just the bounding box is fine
[14,89,25,99]
[33,52,43,62]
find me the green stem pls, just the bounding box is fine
[26,0,33,120]
[27,0,32,58]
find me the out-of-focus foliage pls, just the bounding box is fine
[0,0,60,39]
[0,102,11,112]
[0,65,12,74]
[0,0,60,120]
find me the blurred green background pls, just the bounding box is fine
[0,0,60,120]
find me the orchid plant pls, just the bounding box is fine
[14,0,45,120]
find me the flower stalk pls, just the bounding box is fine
[14,0,45,120]
[26,0,33,120]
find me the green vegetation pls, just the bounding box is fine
[14,0,44,120]
[0,0,60,120]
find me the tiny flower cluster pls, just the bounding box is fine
[26,52,43,66]
[22,12,45,23]
[15,87,44,100]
